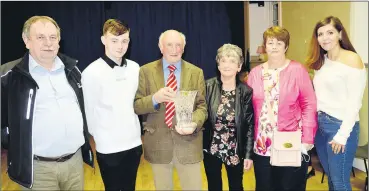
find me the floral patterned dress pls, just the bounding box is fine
[209,89,240,166]
[254,66,282,156]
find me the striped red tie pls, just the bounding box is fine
[164,65,177,128]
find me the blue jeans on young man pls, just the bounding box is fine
[315,111,359,191]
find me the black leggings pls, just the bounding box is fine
[203,151,244,191]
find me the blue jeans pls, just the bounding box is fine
[315,111,359,191]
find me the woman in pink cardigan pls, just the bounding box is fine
[247,26,317,191]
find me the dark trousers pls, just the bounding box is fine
[203,151,244,191]
[96,145,142,191]
[253,153,308,191]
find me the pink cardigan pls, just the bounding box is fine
[247,61,317,144]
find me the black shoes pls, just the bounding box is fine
[307,168,316,179]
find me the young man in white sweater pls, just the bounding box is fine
[81,19,142,190]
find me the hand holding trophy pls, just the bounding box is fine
[175,122,197,135]
[174,90,198,135]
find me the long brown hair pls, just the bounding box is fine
[306,16,356,70]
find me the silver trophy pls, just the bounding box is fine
[174,90,198,127]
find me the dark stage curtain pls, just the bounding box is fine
[1,1,246,79]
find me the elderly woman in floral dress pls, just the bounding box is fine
[203,44,255,191]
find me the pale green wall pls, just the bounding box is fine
[281,2,351,64]
[359,68,368,146]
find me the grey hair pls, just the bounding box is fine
[216,43,244,66]
[22,16,61,39]
[158,29,186,48]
